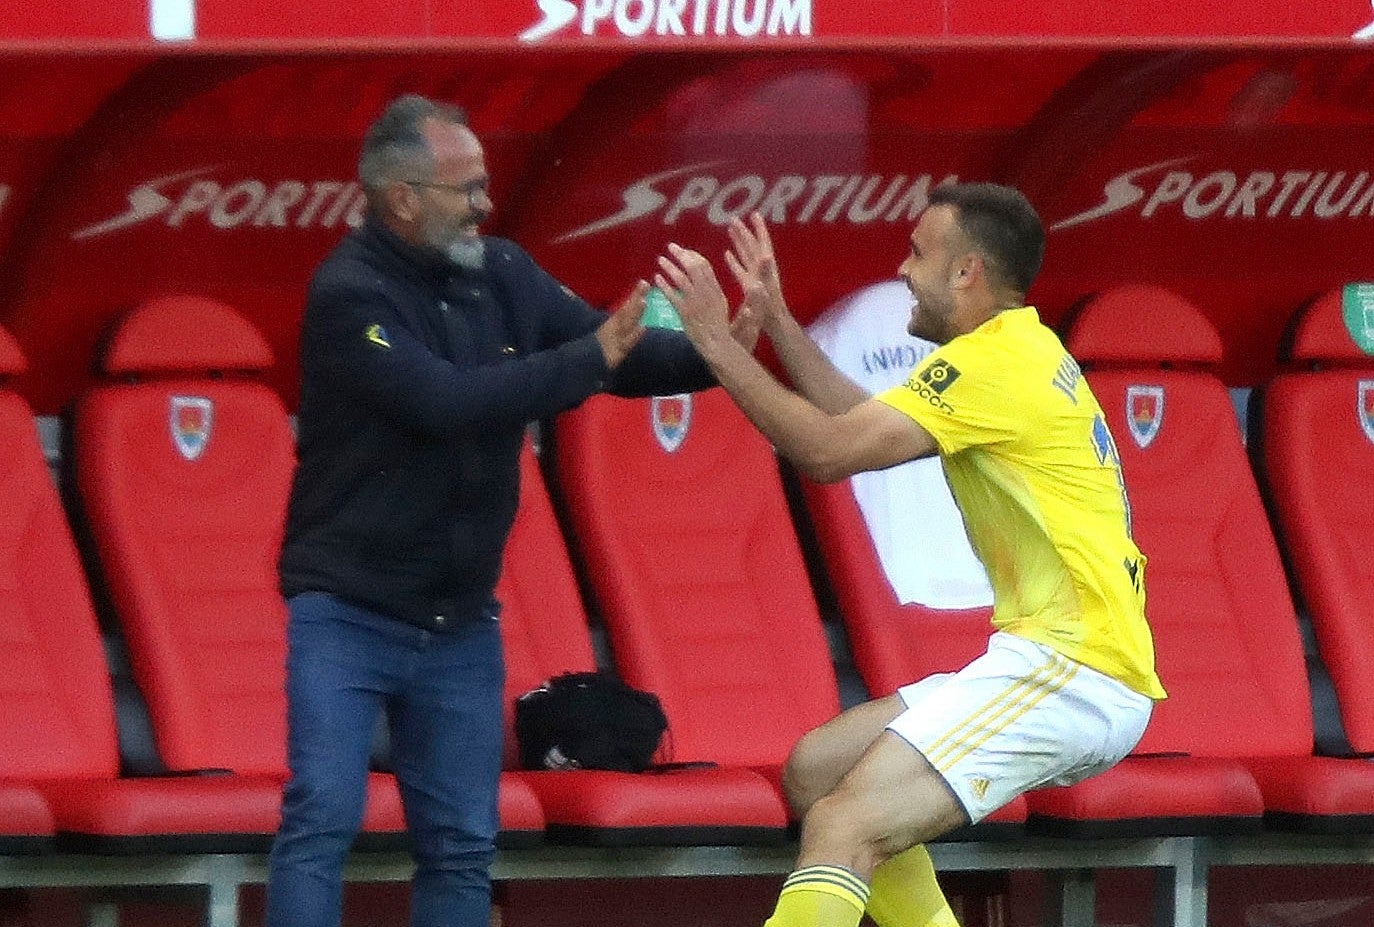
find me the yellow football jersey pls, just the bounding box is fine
[876,307,1165,699]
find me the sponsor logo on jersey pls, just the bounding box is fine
[558,167,958,241]
[170,395,213,461]
[652,393,692,452]
[1126,385,1165,449]
[521,0,811,42]
[73,168,367,239]
[901,368,955,414]
[919,359,961,394]
[1054,157,1374,230]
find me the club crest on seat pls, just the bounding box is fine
[1126,385,1164,449]
[170,395,214,461]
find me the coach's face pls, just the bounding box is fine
[411,119,493,270]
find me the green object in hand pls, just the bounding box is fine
[642,286,684,331]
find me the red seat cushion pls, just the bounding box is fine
[43,775,285,841]
[1028,757,1263,835]
[0,784,56,838]
[497,773,546,840]
[513,766,788,845]
[46,771,407,849]
[1247,757,1374,830]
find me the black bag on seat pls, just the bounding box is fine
[515,671,668,772]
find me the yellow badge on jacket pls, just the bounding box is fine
[365,324,391,348]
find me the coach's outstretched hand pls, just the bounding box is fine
[595,280,649,369]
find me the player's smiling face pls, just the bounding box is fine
[899,205,960,344]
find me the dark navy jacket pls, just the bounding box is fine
[279,217,714,629]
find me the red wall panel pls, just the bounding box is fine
[3,46,1374,412]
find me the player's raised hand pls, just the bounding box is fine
[655,244,731,343]
[725,212,788,328]
[595,280,648,369]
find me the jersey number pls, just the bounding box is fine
[1091,413,1134,539]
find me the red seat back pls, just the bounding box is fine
[73,295,294,775]
[800,281,994,696]
[0,326,120,781]
[1257,289,1374,751]
[496,440,598,769]
[801,478,994,696]
[554,389,839,767]
[1067,285,1310,758]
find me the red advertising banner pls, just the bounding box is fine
[3,46,1374,412]
[6,0,1374,41]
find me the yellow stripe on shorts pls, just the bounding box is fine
[925,653,1079,773]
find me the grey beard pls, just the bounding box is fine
[446,236,486,271]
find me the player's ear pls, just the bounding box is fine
[952,254,979,288]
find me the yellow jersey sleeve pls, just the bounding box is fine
[875,324,1026,456]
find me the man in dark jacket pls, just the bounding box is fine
[268,94,733,927]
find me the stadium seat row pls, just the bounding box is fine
[0,285,1370,924]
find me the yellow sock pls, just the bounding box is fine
[763,865,870,927]
[866,846,959,927]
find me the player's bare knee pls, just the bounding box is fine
[801,792,888,875]
[804,790,852,835]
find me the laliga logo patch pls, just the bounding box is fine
[918,358,961,394]
[1360,380,1374,445]
[651,393,692,453]
[1126,385,1164,449]
[170,396,213,461]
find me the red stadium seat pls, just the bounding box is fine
[0,315,322,854]
[67,295,408,848]
[1033,284,1374,835]
[800,480,995,696]
[0,324,101,852]
[1250,290,1374,828]
[546,388,844,839]
[500,434,787,845]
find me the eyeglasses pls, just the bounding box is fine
[404,179,490,209]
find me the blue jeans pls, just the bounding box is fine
[266,592,504,927]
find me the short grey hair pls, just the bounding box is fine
[358,94,469,193]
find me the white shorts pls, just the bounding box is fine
[888,632,1153,823]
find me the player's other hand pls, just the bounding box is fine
[655,244,730,345]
